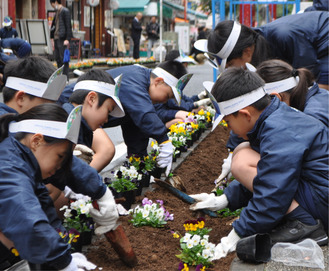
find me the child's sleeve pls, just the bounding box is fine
[0,168,72,269]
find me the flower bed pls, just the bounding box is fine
[67,57,156,70]
[86,124,236,270]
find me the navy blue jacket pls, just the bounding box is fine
[224,97,329,237]
[227,84,329,150]
[154,95,199,123]
[62,103,93,147]
[255,11,329,84]
[0,102,17,115]
[104,65,169,156]
[0,38,31,58]
[0,27,18,39]
[303,83,329,127]
[0,102,106,198]
[0,136,71,269]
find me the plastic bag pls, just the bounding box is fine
[63,48,70,63]
[271,239,325,269]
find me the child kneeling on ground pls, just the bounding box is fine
[190,67,328,260]
[0,104,117,270]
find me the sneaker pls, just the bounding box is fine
[270,219,328,246]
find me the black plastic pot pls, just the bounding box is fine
[121,190,136,210]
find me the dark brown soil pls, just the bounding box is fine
[86,125,236,270]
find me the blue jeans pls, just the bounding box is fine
[147,38,157,58]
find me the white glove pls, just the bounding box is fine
[73,144,94,164]
[189,193,228,211]
[156,140,174,176]
[63,186,91,201]
[216,152,233,185]
[89,188,119,235]
[197,90,207,99]
[193,98,211,108]
[212,229,241,260]
[60,253,96,271]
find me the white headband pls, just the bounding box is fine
[264,76,299,94]
[9,105,82,144]
[152,67,179,87]
[203,81,267,131]
[73,80,116,97]
[216,21,241,59]
[73,77,125,118]
[218,87,267,115]
[5,66,67,101]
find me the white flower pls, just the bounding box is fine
[142,209,149,218]
[80,205,90,214]
[205,242,215,250]
[63,209,72,218]
[144,204,151,212]
[137,174,142,181]
[59,205,68,211]
[200,239,208,247]
[187,239,194,248]
[202,249,212,259]
[150,203,157,211]
[182,233,192,243]
[191,235,201,246]
[203,235,209,241]
[155,208,164,219]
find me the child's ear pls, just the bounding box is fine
[30,133,44,151]
[242,46,255,63]
[239,108,252,121]
[86,91,98,106]
[15,91,26,107]
[154,77,164,86]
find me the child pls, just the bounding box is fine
[1,55,66,115]
[190,68,328,260]
[61,61,192,175]
[0,56,118,254]
[194,11,329,90]
[0,103,98,270]
[64,69,124,172]
[154,50,210,128]
[257,59,329,127]
[104,60,192,176]
[223,59,329,186]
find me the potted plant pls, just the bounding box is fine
[60,199,95,248]
[108,165,140,210]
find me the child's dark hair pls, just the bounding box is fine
[0,103,73,173]
[256,59,314,111]
[151,60,187,80]
[212,67,271,114]
[69,69,115,108]
[208,20,272,67]
[165,50,180,62]
[50,0,60,4]
[2,56,56,103]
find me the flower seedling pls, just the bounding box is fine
[108,165,141,193]
[60,199,94,233]
[129,197,174,228]
[174,218,216,270]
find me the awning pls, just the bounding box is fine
[162,0,208,19]
[114,0,150,15]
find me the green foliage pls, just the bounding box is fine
[217,207,242,218]
[109,177,137,193]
